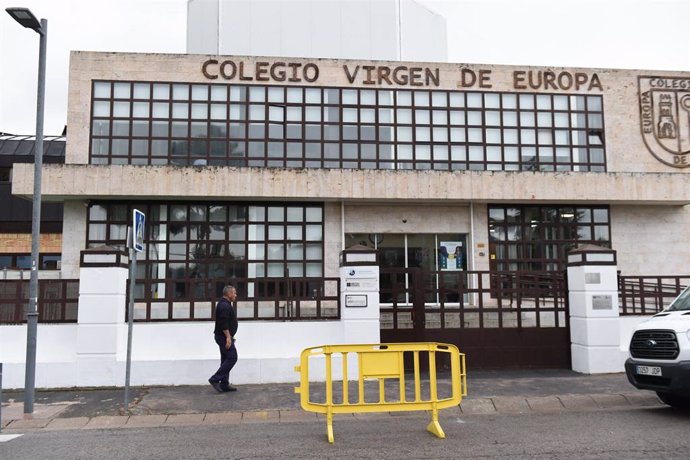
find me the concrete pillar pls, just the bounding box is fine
[339,246,380,343]
[76,246,129,386]
[567,244,621,374]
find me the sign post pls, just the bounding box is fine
[124,209,145,411]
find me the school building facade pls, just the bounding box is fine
[3,51,689,387]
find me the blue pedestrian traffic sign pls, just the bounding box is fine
[133,209,145,253]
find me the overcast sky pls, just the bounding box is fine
[1,0,689,135]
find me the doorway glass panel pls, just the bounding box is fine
[345,233,467,305]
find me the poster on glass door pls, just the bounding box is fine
[439,241,464,271]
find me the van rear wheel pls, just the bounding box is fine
[656,392,690,409]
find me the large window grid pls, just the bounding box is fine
[90,81,606,171]
[87,201,324,301]
[488,205,611,271]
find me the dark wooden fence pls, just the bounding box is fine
[126,276,341,322]
[380,269,569,330]
[3,273,688,324]
[0,279,79,324]
[618,275,690,315]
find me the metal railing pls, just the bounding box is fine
[3,271,686,323]
[127,276,341,322]
[618,275,690,315]
[0,279,79,324]
[380,269,568,330]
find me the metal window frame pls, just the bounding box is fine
[88,80,607,172]
[488,204,612,272]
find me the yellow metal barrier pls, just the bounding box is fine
[294,342,467,443]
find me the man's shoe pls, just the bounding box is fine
[221,384,237,392]
[208,378,223,393]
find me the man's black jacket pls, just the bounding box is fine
[214,297,238,336]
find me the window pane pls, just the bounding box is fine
[433,127,448,142]
[360,90,376,105]
[519,94,534,110]
[416,127,430,142]
[449,111,465,125]
[397,109,412,124]
[113,102,130,117]
[593,209,608,223]
[113,82,131,99]
[397,91,412,106]
[467,93,482,108]
[192,103,208,119]
[587,96,602,111]
[414,91,430,106]
[536,95,551,110]
[192,84,208,101]
[132,83,150,99]
[287,208,302,222]
[553,95,568,110]
[287,243,303,260]
[594,225,609,241]
[360,109,375,123]
[153,84,170,99]
[467,111,482,125]
[306,263,322,277]
[415,110,430,124]
[484,93,500,108]
[537,112,552,127]
[93,101,110,117]
[249,87,266,102]
[343,108,357,123]
[397,127,412,142]
[342,90,357,104]
[432,92,447,107]
[284,87,301,103]
[93,81,111,98]
[305,207,322,222]
[211,85,227,101]
[306,244,322,260]
[264,242,284,260]
[152,102,169,118]
[250,105,265,120]
[173,84,189,100]
[133,102,149,118]
[173,103,188,119]
[449,93,464,107]
[267,263,284,277]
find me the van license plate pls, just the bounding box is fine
[636,365,662,376]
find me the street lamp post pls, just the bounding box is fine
[5,6,47,415]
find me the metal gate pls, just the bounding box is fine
[379,268,570,369]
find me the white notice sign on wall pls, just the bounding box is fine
[592,295,612,310]
[345,295,368,308]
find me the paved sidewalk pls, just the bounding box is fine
[0,370,666,433]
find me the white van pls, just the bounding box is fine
[625,285,690,409]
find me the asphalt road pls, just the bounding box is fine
[2,406,690,459]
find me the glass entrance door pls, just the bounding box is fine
[345,233,468,305]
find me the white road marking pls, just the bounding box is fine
[0,434,23,442]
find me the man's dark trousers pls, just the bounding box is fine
[210,334,238,385]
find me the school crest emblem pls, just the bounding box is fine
[638,76,690,168]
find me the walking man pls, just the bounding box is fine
[209,285,238,393]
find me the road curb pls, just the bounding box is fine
[0,392,666,433]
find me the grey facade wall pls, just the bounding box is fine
[611,205,690,276]
[24,51,689,278]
